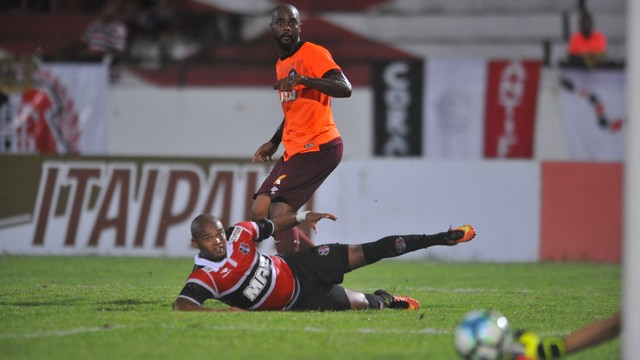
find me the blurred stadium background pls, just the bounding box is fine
[0,0,627,260]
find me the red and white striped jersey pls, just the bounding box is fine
[82,19,127,53]
[177,221,300,310]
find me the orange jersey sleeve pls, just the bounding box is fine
[275,42,342,160]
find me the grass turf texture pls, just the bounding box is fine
[0,256,620,360]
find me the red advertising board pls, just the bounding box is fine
[484,60,541,158]
[540,162,622,262]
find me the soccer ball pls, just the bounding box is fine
[453,309,515,360]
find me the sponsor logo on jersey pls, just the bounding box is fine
[243,256,271,301]
[239,242,250,254]
[229,227,242,243]
[395,236,406,254]
[280,90,296,102]
[317,245,330,256]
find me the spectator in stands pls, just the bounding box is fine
[81,0,128,62]
[124,0,175,66]
[125,0,172,40]
[80,0,128,82]
[53,0,127,81]
[567,11,607,68]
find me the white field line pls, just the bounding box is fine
[358,287,532,294]
[0,323,452,340]
[162,324,454,335]
[0,325,127,340]
[0,322,567,341]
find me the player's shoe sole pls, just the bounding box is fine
[446,225,476,245]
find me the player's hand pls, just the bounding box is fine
[305,212,337,234]
[252,142,278,163]
[515,330,566,360]
[273,75,302,92]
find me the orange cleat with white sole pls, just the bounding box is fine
[445,225,476,245]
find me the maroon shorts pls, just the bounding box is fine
[254,137,343,211]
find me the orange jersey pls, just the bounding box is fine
[568,31,607,55]
[276,42,341,161]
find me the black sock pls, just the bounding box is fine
[364,292,387,309]
[361,232,449,265]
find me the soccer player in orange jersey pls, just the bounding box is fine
[251,4,351,254]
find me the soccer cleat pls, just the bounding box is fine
[374,290,420,310]
[445,225,476,245]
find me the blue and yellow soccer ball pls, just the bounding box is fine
[453,309,516,360]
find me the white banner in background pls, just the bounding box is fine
[0,157,541,262]
[0,63,108,154]
[315,159,540,262]
[558,69,625,161]
[424,59,487,159]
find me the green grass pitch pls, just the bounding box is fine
[0,256,620,359]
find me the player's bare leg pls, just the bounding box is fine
[252,195,315,253]
[270,201,315,253]
[251,194,271,220]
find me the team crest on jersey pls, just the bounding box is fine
[289,69,297,78]
[395,237,406,254]
[239,242,250,254]
[317,245,330,256]
[229,227,242,243]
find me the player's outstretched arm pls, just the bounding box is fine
[516,311,620,359]
[173,298,244,312]
[270,211,337,235]
[563,311,620,354]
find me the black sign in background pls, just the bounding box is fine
[372,60,424,156]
